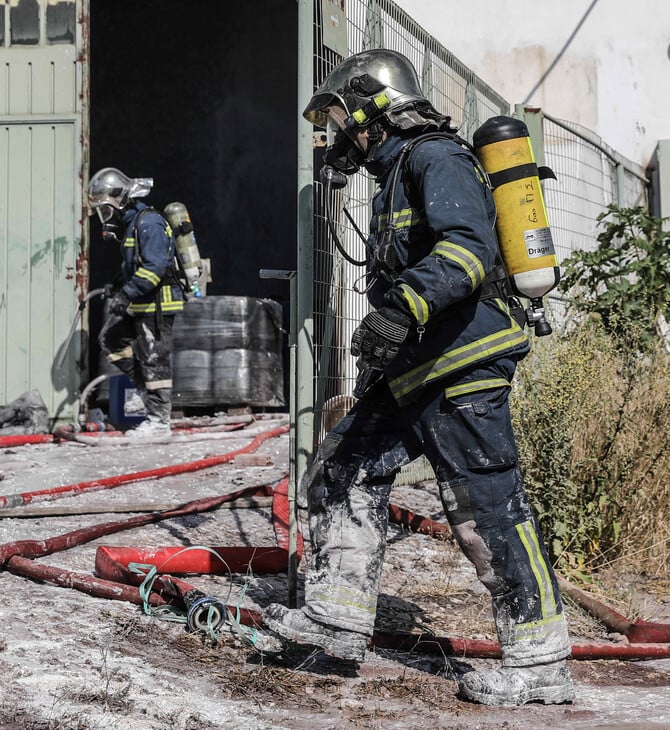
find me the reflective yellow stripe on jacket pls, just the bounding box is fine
[444,377,511,399]
[128,285,184,314]
[432,240,486,290]
[378,206,425,230]
[389,324,527,403]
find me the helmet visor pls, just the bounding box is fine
[326,105,370,155]
[325,105,350,146]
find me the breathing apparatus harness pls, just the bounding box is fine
[322,130,518,317]
[129,206,183,334]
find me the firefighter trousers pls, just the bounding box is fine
[101,312,174,423]
[302,359,571,667]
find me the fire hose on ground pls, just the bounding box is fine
[0,420,251,449]
[0,433,54,447]
[1,479,298,636]
[0,423,289,508]
[1,422,670,659]
[0,401,258,449]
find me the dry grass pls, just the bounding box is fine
[511,320,670,580]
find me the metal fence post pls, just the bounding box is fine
[295,0,315,608]
[514,104,547,168]
[615,162,627,208]
[259,269,298,606]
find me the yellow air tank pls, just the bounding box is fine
[163,202,203,298]
[473,116,560,302]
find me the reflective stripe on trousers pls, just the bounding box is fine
[101,313,175,422]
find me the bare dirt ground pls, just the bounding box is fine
[1,413,669,729]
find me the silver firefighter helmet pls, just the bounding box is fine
[303,48,441,132]
[87,167,153,223]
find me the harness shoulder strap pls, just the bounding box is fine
[131,207,156,266]
[389,132,516,305]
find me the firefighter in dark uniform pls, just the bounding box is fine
[262,50,574,706]
[87,168,184,438]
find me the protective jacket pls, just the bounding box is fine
[119,202,184,315]
[367,134,529,405]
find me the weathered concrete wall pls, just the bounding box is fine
[394,0,670,166]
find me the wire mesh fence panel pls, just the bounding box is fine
[542,119,617,264]
[539,113,648,330]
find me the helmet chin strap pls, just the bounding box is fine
[360,121,397,179]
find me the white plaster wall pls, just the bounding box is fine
[393,0,670,166]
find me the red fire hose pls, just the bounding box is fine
[0,416,261,448]
[556,574,670,643]
[388,503,452,540]
[0,482,281,565]
[0,433,54,447]
[0,423,289,508]
[369,632,670,659]
[2,476,296,635]
[5,554,167,607]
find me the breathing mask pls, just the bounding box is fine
[98,207,124,243]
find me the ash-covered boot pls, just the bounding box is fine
[262,603,368,661]
[125,415,171,438]
[458,660,574,706]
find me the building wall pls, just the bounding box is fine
[394,0,670,166]
[1,0,299,419]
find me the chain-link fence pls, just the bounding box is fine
[525,110,648,328]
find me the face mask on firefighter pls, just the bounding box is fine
[95,204,117,224]
[327,104,375,152]
[323,105,376,175]
[95,206,123,243]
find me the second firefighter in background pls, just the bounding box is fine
[87,168,184,438]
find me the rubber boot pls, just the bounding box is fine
[262,603,368,661]
[458,660,575,706]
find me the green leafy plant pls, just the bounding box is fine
[559,204,670,350]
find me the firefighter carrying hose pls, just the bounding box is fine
[262,49,574,706]
[87,168,184,438]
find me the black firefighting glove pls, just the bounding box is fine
[108,289,130,316]
[351,306,412,370]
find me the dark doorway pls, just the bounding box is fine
[88,0,298,386]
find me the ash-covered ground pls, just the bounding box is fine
[1,414,669,729]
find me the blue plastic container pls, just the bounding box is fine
[108,374,146,427]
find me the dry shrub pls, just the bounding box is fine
[510,319,670,579]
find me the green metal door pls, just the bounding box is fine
[0,0,87,424]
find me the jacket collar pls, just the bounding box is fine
[121,200,148,226]
[367,134,414,184]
